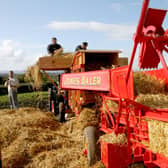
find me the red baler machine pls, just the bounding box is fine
[61,0,168,167]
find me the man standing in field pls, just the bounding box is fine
[47,37,63,56]
[58,89,66,123]
[4,71,19,109]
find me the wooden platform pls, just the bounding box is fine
[38,53,74,70]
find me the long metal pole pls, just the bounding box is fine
[42,70,67,100]
[42,70,59,90]
[126,42,138,83]
[136,0,150,36]
[126,0,150,83]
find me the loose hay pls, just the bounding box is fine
[135,94,168,109]
[102,99,118,113]
[134,72,166,96]
[77,108,99,130]
[0,107,103,168]
[0,108,60,149]
[99,132,127,145]
[25,64,42,88]
[25,147,82,168]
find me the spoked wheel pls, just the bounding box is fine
[83,126,96,166]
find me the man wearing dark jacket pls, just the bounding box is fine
[47,37,63,55]
[58,90,66,123]
[75,42,88,51]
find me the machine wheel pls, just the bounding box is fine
[84,126,96,166]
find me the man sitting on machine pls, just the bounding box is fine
[47,37,63,56]
[75,42,88,51]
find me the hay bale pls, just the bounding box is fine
[99,132,127,145]
[38,53,74,70]
[52,52,74,67]
[135,94,168,109]
[134,72,165,96]
[147,119,168,157]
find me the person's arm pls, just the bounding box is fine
[54,44,63,53]
[54,48,63,55]
[10,79,19,88]
[53,45,63,57]
[4,79,9,87]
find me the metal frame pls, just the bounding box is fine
[39,0,168,167]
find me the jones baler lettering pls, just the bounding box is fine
[81,76,101,86]
[63,76,101,86]
[64,77,80,86]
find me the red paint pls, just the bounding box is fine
[101,142,129,168]
[111,66,134,100]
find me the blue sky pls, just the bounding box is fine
[0,0,168,71]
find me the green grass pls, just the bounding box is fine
[0,91,48,109]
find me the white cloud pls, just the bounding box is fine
[48,21,136,40]
[0,40,42,71]
[0,40,22,59]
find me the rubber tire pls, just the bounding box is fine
[84,126,96,166]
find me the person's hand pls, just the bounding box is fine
[53,48,63,57]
